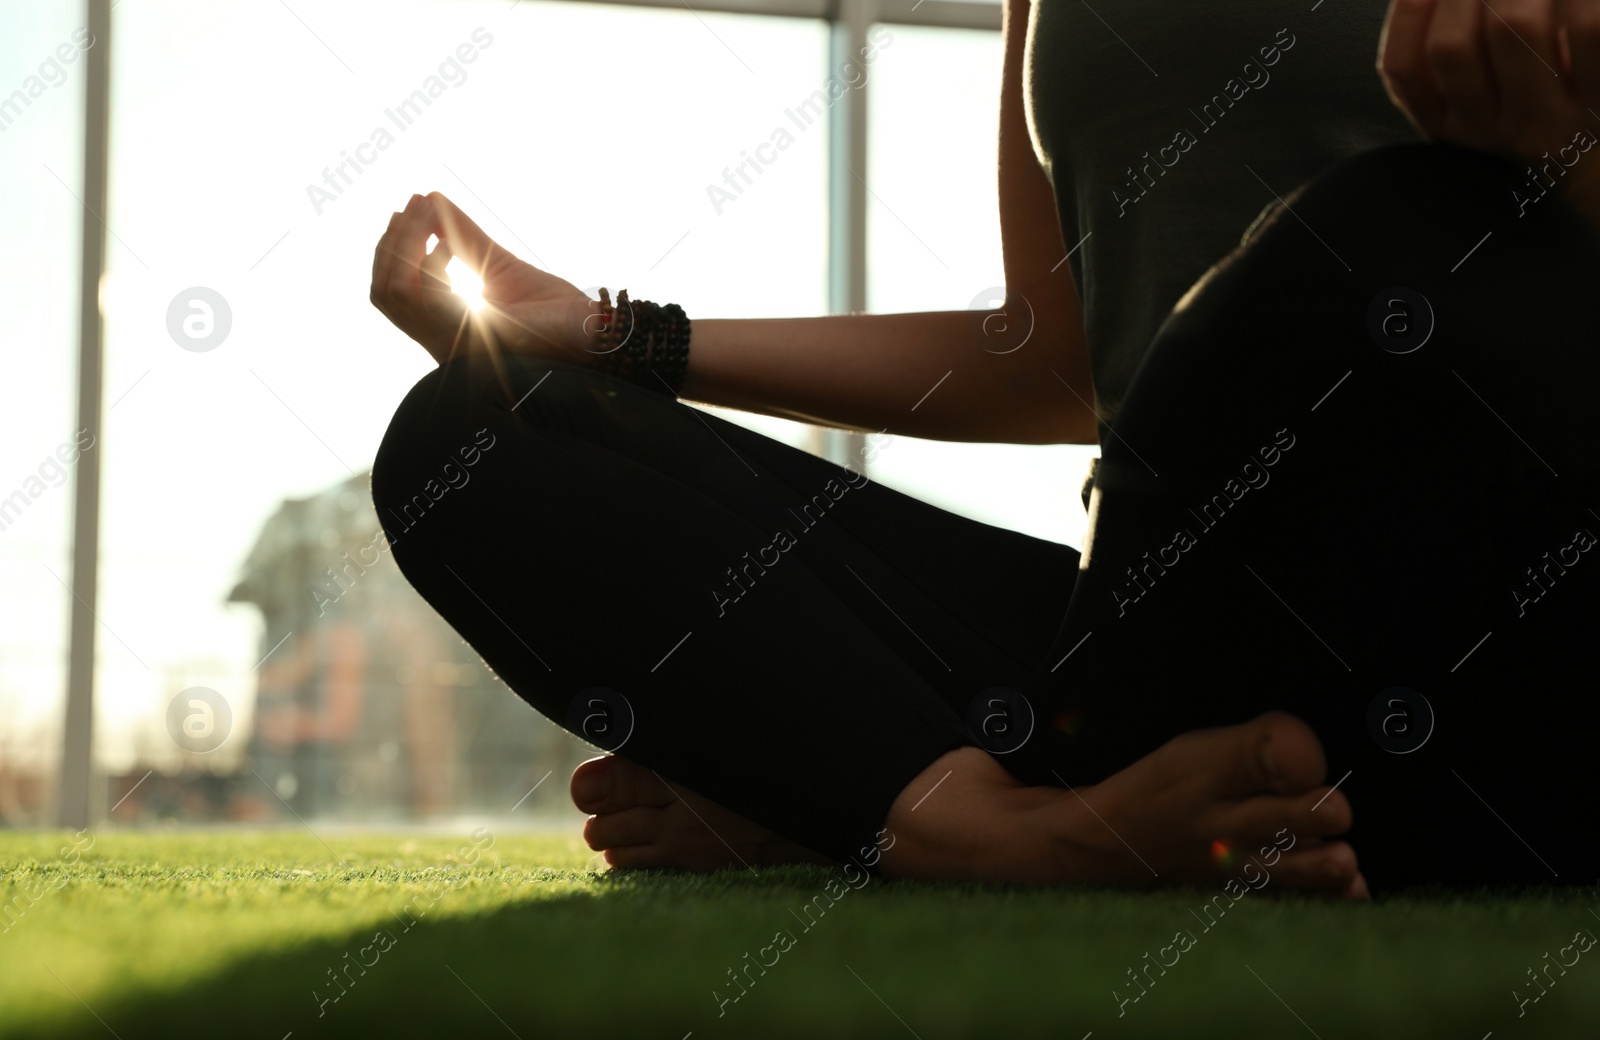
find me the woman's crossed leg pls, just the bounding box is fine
[371,335,1362,894]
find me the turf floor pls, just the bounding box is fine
[0,829,1596,1039]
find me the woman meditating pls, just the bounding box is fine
[367,0,1600,895]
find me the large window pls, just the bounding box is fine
[12,0,1094,828]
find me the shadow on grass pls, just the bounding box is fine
[15,868,1600,1040]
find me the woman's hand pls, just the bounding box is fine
[1377,0,1600,220]
[370,192,598,367]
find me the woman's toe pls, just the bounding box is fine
[1219,785,1353,851]
[1266,839,1361,890]
[1170,711,1321,802]
[570,754,675,814]
[603,843,675,870]
[569,756,616,814]
[582,805,665,851]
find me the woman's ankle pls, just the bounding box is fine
[876,746,1068,884]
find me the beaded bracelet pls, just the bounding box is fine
[588,288,691,398]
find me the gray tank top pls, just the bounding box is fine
[1025,0,1419,432]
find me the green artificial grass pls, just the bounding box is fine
[0,829,1596,1039]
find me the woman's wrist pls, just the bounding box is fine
[565,294,608,365]
[517,290,610,368]
[563,288,692,397]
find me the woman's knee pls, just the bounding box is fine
[1143,139,1600,414]
[370,355,588,539]
[373,361,484,534]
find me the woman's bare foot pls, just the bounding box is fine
[571,755,836,871]
[880,710,1369,897]
[574,710,1368,898]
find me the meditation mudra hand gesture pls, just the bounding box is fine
[370,191,595,367]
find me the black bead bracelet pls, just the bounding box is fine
[590,288,691,398]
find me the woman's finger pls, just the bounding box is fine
[1482,0,1567,150]
[369,206,410,312]
[424,191,503,272]
[1568,0,1600,111]
[384,195,436,312]
[419,237,470,351]
[1427,0,1500,146]
[1380,0,1450,131]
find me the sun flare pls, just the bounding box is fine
[444,255,486,312]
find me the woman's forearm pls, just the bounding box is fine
[677,309,1099,445]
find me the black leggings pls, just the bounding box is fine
[372,142,1600,889]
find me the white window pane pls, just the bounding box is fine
[866,23,1096,549]
[0,3,90,820]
